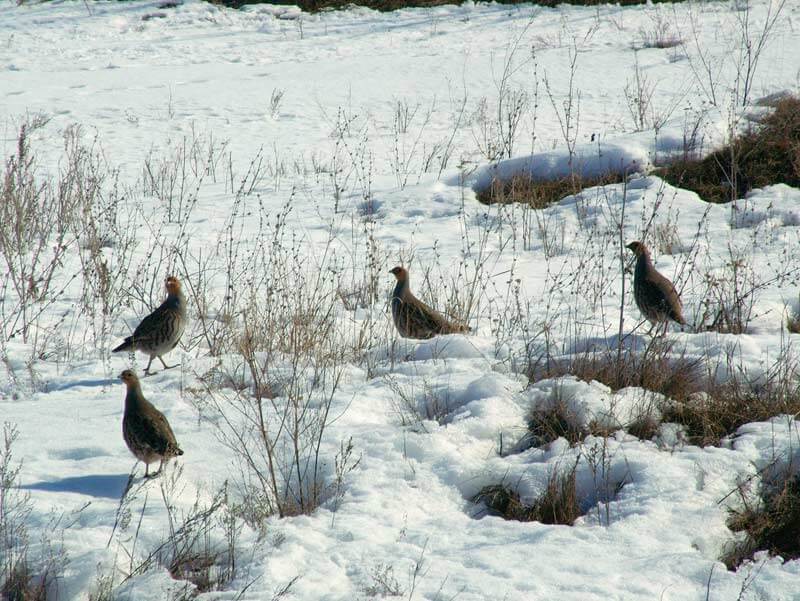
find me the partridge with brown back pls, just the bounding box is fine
[119,369,183,478]
[113,275,186,375]
[627,241,686,334]
[389,266,470,339]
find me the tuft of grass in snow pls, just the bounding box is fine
[657,95,800,204]
[527,399,591,447]
[105,474,247,597]
[473,463,581,526]
[556,344,704,405]
[529,339,800,447]
[529,341,704,445]
[476,171,624,209]
[210,0,678,13]
[362,563,404,598]
[662,372,800,448]
[635,9,682,50]
[524,346,703,446]
[723,470,800,570]
[787,310,800,335]
[1,423,69,601]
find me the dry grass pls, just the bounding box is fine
[626,414,661,441]
[723,472,800,569]
[473,464,581,525]
[529,342,800,447]
[1,423,68,601]
[558,346,705,403]
[527,402,589,447]
[210,0,675,12]
[528,342,705,445]
[476,171,625,210]
[1,564,47,601]
[787,312,800,335]
[657,96,800,204]
[662,374,800,447]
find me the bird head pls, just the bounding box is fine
[165,275,182,295]
[389,266,408,282]
[119,369,139,387]
[626,241,649,257]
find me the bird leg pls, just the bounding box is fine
[144,463,150,478]
[158,356,179,371]
[143,356,155,376]
[144,461,163,479]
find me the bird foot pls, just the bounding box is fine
[143,364,180,377]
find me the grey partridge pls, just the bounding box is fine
[113,275,186,374]
[119,369,183,478]
[389,266,470,339]
[627,241,686,334]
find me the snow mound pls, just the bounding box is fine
[527,376,665,433]
[462,141,651,194]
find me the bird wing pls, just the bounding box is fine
[646,272,684,322]
[408,300,445,334]
[130,406,177,455]
[130,302,170,343]
[406,295,465,337]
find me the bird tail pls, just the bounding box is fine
[112,337,134,353]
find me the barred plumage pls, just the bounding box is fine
[119,369,183,478]
[113,276,186,375]
[390,266,470,339]
[627,241,686,334]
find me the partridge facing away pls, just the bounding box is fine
[119,369,183,478]
[113,275,186,375]
[389,266,470,339]
[626,241,686,333]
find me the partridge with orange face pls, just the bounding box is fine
[627,241,686,334]
[389,266,470,339]
[113,276,186,374]
[119,369,183,478]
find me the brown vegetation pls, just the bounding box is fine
[476,171,624,209]
[211,0,682,13]
[528,341,800,447]
[724,471,800,569]
[657,96,800,204]
[473,464,581,525]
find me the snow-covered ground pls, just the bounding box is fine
[2,1,800,599]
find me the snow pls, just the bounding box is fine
[2,0,800,599]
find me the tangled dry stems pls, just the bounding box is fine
[473,464,581,526]
[527,340,800,447]
[724,471,800,569]
[476,171,625,210]
[211,0,674,11]
[657,96,800,204]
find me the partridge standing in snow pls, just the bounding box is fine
[390,266,470,339]
[119,369,183,478]
[113,275,186,375]
[626,241,686,334]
